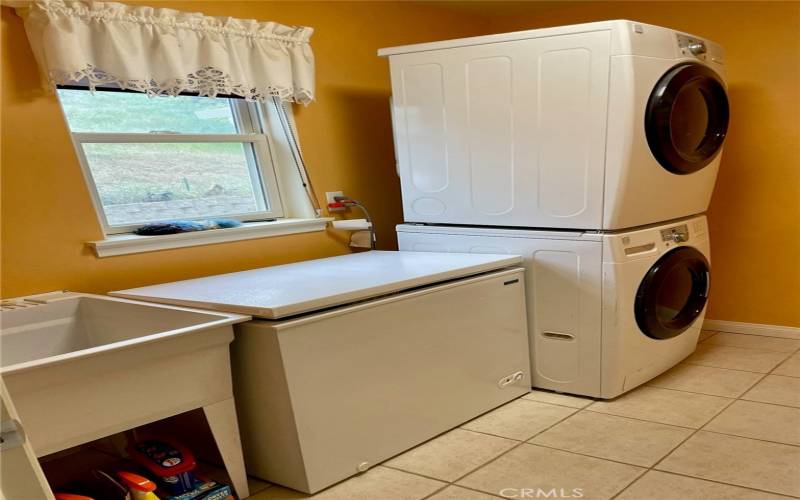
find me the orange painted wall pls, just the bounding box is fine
[0,2,489,298]
[472,1,800,327]
[3,1,798,327]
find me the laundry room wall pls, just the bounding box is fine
[0,1,491,298]
[3,2,797,328]
[457,1,799,328]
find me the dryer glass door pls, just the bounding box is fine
[635,246,710,340]
[645,62,729,175]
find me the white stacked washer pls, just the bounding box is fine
[397,217,711,399]
[380,20,727,397]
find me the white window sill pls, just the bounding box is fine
[88,217,333,258]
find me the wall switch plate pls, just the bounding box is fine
[326,191,344,204]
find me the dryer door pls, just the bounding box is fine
[645,62,729,175]
[635,246,710,339]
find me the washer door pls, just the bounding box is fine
[635,246,710,340]
[645,62,729,175]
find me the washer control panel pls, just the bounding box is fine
[661,224,690,243]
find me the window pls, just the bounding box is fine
[57,89,284,234]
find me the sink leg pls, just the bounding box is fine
[203,399,250,499]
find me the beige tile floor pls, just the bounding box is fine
[246,330,800,500]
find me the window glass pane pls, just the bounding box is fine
[81,142,268,226]
[57,89,240,134]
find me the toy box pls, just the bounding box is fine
[162,479,233,500]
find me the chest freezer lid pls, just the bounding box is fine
[110,251,521,319]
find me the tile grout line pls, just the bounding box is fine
[569,405,702,431]
[645,384,757,399]
[240,333,800,499]
[671,359,793,374]
[698,428,800,449]
[520,441,656,469]
[634,384,751,399]
[415,357,795,499]
[703,330,800,345]
[582,406,718,430]
[700,338,800,354]
[455,427,525,442]
[519,397,593,410]
[725,396,800,411]
[611,333,800,499]
[610,366,779,500]
[608,393,743,500]
[684,360,791,375]
[653,368,769,466]
[413,375,798,500]
[416,397,583,500]
[387,334,797,500]
[625,469,800,499]
[442,335,798,500]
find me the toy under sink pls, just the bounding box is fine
[0,291,251,499]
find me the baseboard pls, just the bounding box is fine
[703,319,800,339]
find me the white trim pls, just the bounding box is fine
[88,217,332,257]
[71,133,264,143]
[56,92,287,235]
[703,319,800,339]
[256,100,318,219]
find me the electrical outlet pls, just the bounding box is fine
[326,191,344,204]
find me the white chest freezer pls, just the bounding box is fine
[112,251,531,493]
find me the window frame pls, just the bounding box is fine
[60,95,285,235]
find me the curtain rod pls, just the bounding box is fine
[56,84,245,100]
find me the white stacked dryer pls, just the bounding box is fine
[380,19,728,230]
[380,20,728,398]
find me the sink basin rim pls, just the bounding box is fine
[0,293,249,376]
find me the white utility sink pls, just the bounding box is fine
[0,292,252,499]
[1,292,240,371]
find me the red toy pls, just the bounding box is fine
[127,439,197,495]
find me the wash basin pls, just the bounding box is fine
[1,292,244,372]
[0,292,249,457]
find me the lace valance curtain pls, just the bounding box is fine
[18,0,315,104]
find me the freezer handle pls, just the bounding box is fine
[542,331,575,341]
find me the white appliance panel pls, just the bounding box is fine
[402,63,448,195]
[467,55,514,215]
[232,269,530,493]
[397,226,603,395]
[390,30,611,228]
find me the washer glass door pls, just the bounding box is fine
[635,246,710,340]
[645,62,729,174]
